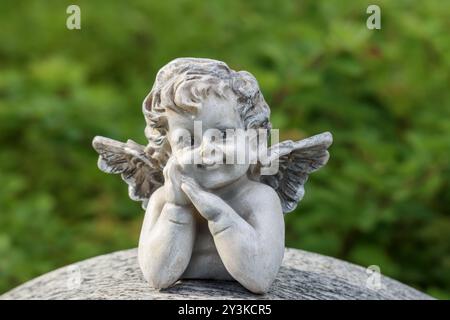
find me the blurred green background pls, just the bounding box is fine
[0,0,449,298]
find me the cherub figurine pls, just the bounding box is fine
[92,58,332,294]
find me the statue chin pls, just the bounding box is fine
[193,164,249,190]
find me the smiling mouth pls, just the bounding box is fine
[196,163,220,170]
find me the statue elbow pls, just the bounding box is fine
[245,279,273,294]
[138,250,177,289]
[140,264,177,289]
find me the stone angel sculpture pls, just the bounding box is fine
[92,58,332,294]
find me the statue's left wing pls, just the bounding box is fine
[260,132,333,213]
[92,136,163,210]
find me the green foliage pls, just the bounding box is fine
[0,0,449,298]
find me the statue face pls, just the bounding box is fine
[167,89,256,189]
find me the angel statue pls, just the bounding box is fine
[92,58,332,294]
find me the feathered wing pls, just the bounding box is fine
[260,132,333,213]
[92,136,163,210]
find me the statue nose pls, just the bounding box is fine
[200,143,219,165]
[199,144,206,157]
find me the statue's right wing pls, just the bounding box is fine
[92,136,163,210]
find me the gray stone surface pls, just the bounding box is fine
[0,248,433,300]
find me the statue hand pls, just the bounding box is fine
[180,176,226,222]
[163,156,191,206]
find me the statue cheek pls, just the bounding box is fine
[174,148,198,167]
[248,148,259,165]
[225,139,257,165]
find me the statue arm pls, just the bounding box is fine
[181,178,284,294]
[138,187,196,289]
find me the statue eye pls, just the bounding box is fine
[175,134,194,147]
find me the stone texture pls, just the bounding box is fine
[1,248,433,300]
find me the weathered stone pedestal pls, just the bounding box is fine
[0,248,433,300]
